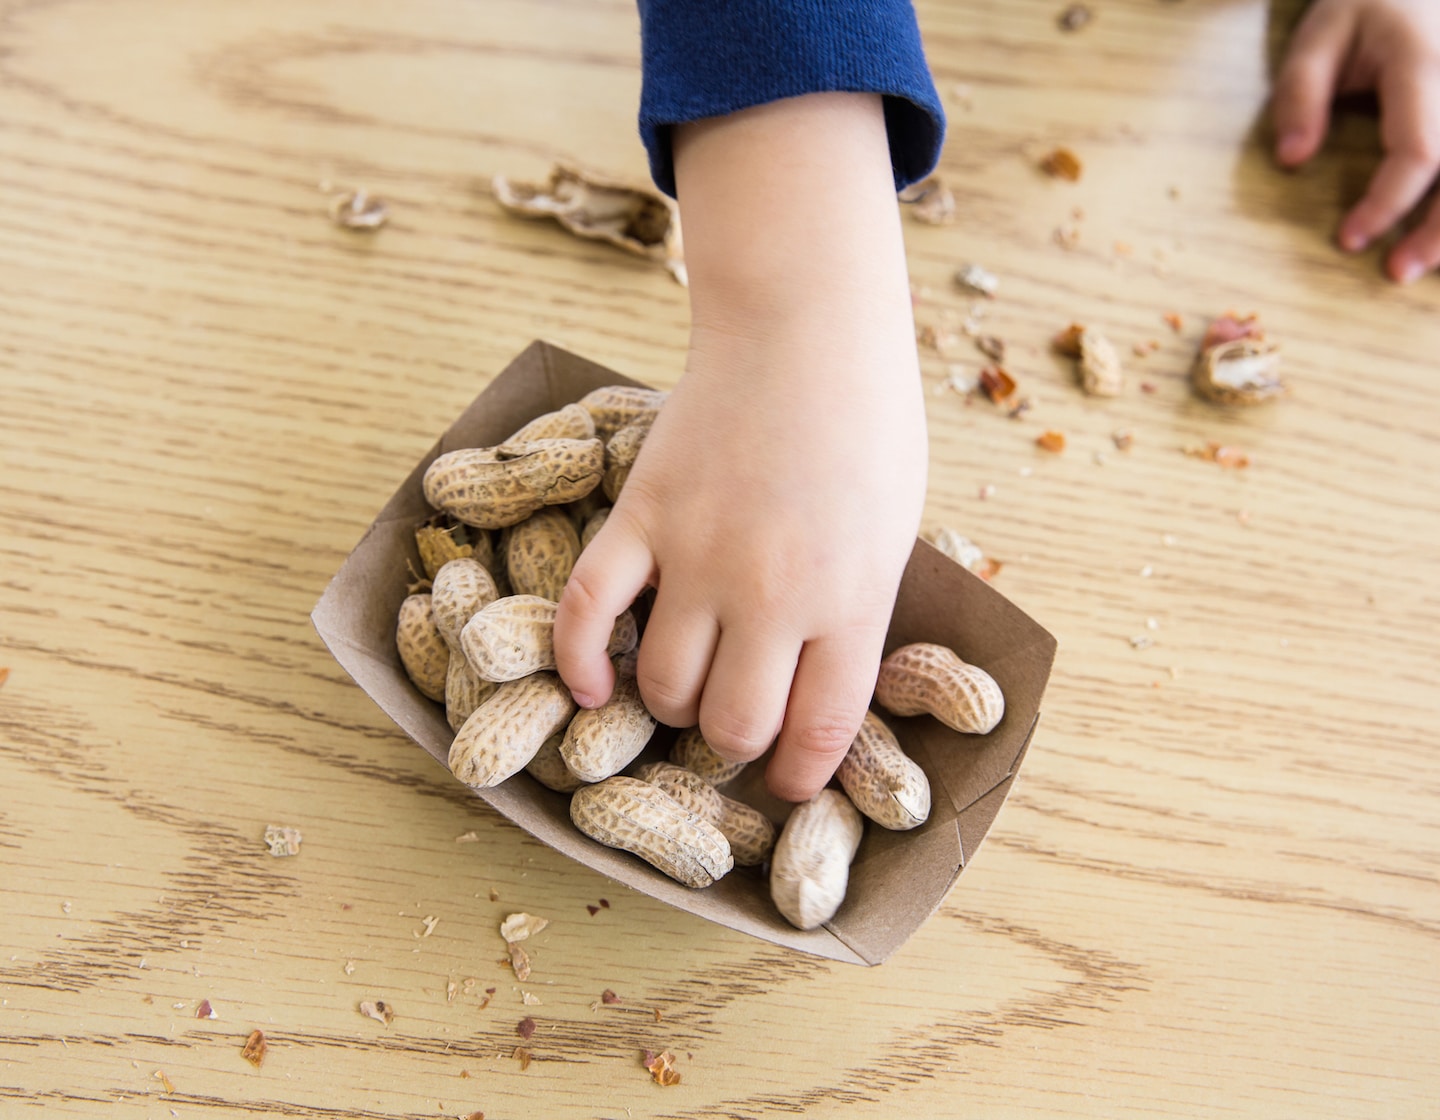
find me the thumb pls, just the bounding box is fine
[1272,1,1357,167]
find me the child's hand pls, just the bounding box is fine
[554,93,927,801]
[1272,0,1440,281]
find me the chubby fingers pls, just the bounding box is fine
[554,514,655,709]
[1388,191,1440,283]
[766,630,886,803]
[1339,62,1440,257]
[1271,0,1356,167]
[695,623,802,768]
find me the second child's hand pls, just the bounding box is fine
[1272,0,1440,281]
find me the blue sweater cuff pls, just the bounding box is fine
[637,0,946,198]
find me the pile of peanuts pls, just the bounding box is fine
[396,386,1006,931]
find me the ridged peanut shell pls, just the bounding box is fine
[395,594,449,703]
[461,596,637,683]
[525,731,587,793]
[570,776,733,888]
[601,414,654,502]
[559,674,656,783]
[415,515,494,583]
[423,438,604,530]
[835,711,931,830]
[632,762,776,866]
[430,557,499,654]
[445,657,497,732]
[875,642,1004,734]
[769,789,864,930]
[1192,338,1286,406]
[669,727,747,786]
[506,402,596,443]
[506,508,581,601]
[579,384,668,440]
[448,672,578,788]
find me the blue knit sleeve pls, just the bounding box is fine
[636,0,946,198]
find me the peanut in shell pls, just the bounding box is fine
[835,710,931,830]
[395,593,449,703]
[875,642,1004,734]
[769,789,864,930]
[632,761,776,866]
[448,672,578,788]
[560,674,656,783]
[423,437,604,530]
[506,508,581,601]
[460,595,637,683]
[570,776,733,888]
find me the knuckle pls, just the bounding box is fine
[700,712,777,763]
[785,713,864,763]
[557,561,609,622]
[636,669,700,725]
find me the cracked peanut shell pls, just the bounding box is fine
[835,711,931,830]
[1192,337,1286,406]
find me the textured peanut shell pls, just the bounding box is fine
[415,516,494,583]
[506,508,581,601]
[448,672,578,788]
[1078,327,1124,397]
[601,414,654,502]
[835,711,932,830]
[423,438,604,530]
[579,384,668,440]
[570,776,733,888]
[525,731,587,793]
[669,727,747,786]
[769,789,864,930]
[461,596,637,683]
[875,642,1005,734]
[430,558,500,650]
[632,762,776,866]
[445,657,497,733]
[1192,338,1286,406]
[507,402,597,444]
[395,594,449,703]
[559,675,656,783]
[565,489,610,534]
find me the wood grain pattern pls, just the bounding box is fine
[2,0,1437,1115]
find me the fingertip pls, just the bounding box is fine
[763,761,829,804]
[1389,250,1426,284]
[1275,129,1314,168]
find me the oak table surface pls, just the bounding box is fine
[2,1,1437,1117]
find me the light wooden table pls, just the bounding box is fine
[2,1,1437,1116]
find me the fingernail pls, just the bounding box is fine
[571,691,596,709]
[1339,227,1368,253]
[1396,256,1425,284]
[1277,130,1306,165]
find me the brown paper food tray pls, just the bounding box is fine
[311,341,1057,965]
